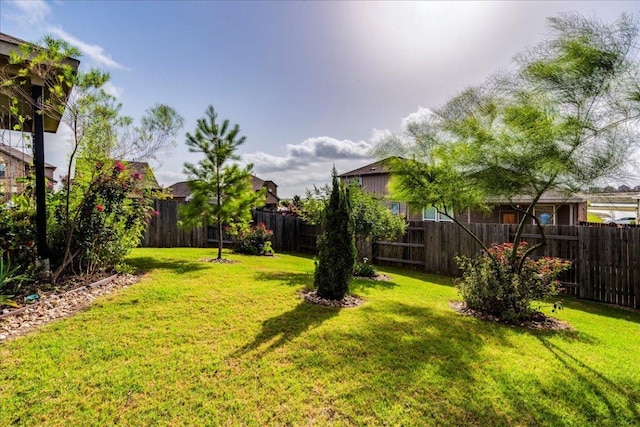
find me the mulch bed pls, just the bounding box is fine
[301,290,365,308]
[198,258,239,264]
[449,301,573,331]
[355,274,391,281]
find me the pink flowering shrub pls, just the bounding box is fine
[455,242,571,322]
[48,160,165,276]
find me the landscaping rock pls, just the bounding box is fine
[301,289,365,308]
[449,301,572,331]
[0,274,139,342]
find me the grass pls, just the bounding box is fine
[1,248,639,426]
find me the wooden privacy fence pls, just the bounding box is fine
[141,200,208,248]
[374,221,640,309]
[142,200,321,253]
[142,202,639,308]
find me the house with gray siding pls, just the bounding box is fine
[339,158,587,225]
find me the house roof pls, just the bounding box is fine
[169,175,280,201]
[0,32,80,134]
[168,181,191,199]
[251,175,265,192]
[587,192,640,204]
[339,158,395,177]
[0,143,56,169]
[123,161,159,189]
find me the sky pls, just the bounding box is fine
[1,0,638,198]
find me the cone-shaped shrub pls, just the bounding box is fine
[314,168,356,300]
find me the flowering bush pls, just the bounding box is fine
[455,242,571,322]
[227,222,274,255]
[48,160,164,278]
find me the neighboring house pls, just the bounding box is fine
[587,192,640,222]
[167,181,191,201]
[168,175,280,210]
[339,158,587,225]
[252,175,280,210]
[339,158,410,217]
[0,143,56,201]
[122,161,160,190]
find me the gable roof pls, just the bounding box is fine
[168,181,191,199]
[339,158,397,177]
[123,161,159,188]
[169,175,279,201]
[251,175,265,192]
[0,143,56,169]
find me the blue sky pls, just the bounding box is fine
[1,0,638,197]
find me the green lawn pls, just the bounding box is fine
[1,248,639,426]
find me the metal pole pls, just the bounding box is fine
[32,84,49,265]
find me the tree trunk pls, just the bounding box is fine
[217,222,223,260]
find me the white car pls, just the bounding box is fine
[604,217,637,225]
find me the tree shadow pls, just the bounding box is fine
[536,335,640,423]
[375,266,457,288]
[234,300,341,358]
[350,276,399,292]
[558,296,640,325]
[125,256,209,275]
[253,271,314,288]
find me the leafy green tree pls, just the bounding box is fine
[377,13,639,320]
[303,182,406,258]
[2,35,184,282]
[314,168,356,300]
[179,106,263,260]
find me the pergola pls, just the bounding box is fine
[0,32,80,269]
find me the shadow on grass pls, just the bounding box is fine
[559,296,640,325]
[234,301,340,357]
[254,271,314,288]
[350,276,399,292]
[126,256,209,275]
[324,301,610,425]
[375,265,457,288]
[536,335,640,423]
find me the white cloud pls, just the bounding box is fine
[48,27,128,70]
[102,81,124,98]
[155,170,187,186]
[288,136,372,160]
[244,136,375,175]
[5,0,51,25]
[401,106,435,129]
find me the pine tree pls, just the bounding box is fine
[179,106,263,259]
[314,168,356,300]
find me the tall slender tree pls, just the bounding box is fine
[314,168,356,300]
[179,106,263,260]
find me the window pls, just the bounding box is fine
[534,205,555,225]
[423,205,453,222]
[390,202,400,215]
[423,206,437,221]
[501,212,517,224]
[0,161,5,179]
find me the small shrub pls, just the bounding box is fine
[0,195,38,281]
[0,252,31,298]
[455,242,571,322]
[354,257,376,277]
[227,222,274,255]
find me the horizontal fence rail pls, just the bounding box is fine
[143,200,639,309]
